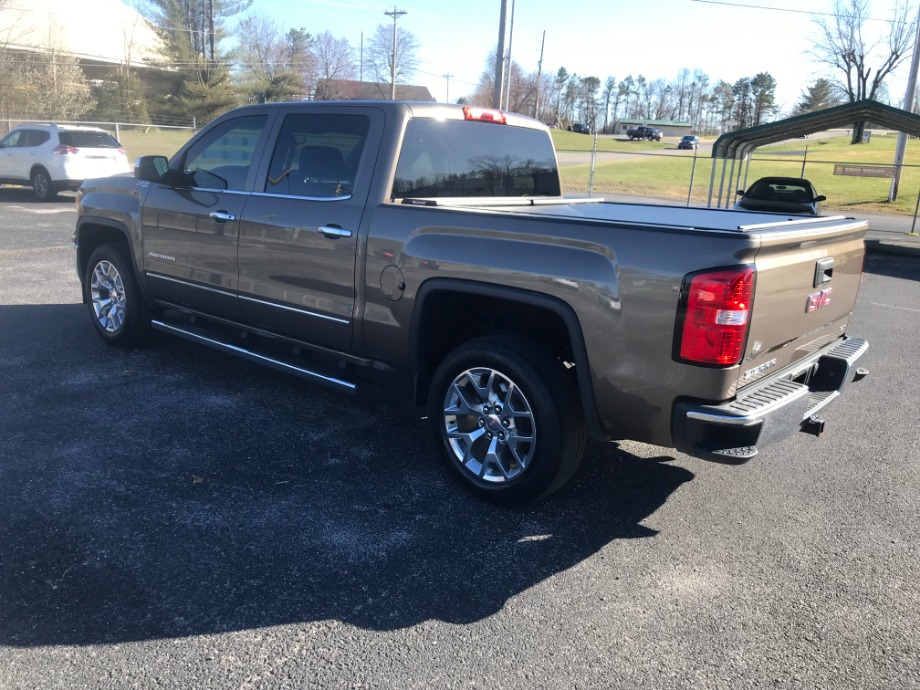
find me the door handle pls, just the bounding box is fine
[318,225,353,239]
[209,211,237,223]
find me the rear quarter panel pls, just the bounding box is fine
[361,204,759,446]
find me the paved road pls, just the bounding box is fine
[1,193,918,690]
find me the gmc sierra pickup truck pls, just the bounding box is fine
[626,125,663,141]
[74,101,869,503]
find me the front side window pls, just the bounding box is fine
[182,115,267,191]
[0,131,22,148]
[392,119,560,198]
[263,113,369,198]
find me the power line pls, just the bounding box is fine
[690,0,907,23]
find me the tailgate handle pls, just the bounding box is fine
[815,258,834,286]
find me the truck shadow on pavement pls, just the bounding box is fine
[0,304,693,647]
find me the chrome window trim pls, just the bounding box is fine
[146,272,236,299]
[186,186,251,196]
[239,294,350,325]
[251,191,353,202]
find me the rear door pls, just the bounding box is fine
[237,106,384,351]
[141,112,272,320]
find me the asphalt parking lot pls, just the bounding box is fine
[1,191,919,690]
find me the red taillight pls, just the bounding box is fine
[118,147,127,155]
[678,267,756,366]
[462,106,506,124]
[52,145,78,155]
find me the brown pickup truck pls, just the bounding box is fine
[74,101,869,503]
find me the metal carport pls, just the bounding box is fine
[708,99,920,207]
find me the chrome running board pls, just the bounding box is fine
[151,319,357,394]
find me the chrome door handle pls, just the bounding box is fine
[318,225,353,239]
[209,211,237,222]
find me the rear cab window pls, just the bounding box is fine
[392,118,560,199]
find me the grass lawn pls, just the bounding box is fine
[117,128,196,160]
[551,129,671,153]
[560,132,920,215]
[108,125,920,215]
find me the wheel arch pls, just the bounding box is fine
[75,217,135,292]
[409,278,608,440]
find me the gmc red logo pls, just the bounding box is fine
[806,288,833,312]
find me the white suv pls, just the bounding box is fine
[0,124,130,201]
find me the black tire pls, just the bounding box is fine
[429,335,587,504]
[83,243,151,347]
[30,167,56,201]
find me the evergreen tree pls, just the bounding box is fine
[793,78,841,115]
[145,0,251,123]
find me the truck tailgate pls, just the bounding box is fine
[738,215,868,389]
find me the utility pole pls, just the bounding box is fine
[890,9,920,202]
[534,30,545,119]
[384,6,407,100]
[504,0,516,110]
[442,73,454,103]
[360,31,364,83]
[493,0,509,109]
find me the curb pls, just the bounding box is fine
[864,239,920,259]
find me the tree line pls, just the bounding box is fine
[466,57,784,135]
[0,0,913,141]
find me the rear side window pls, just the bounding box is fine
[393,119,560,198]
[263,113,369,198]
[58,131,119,148]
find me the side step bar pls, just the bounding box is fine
[151,319,357,394]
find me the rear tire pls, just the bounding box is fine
[84,243,151,347]
[30,167,56,201]
[429,335,587,504]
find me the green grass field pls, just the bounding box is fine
[557,131,920,215]
[111,126,919,215]
[117,128,196,160]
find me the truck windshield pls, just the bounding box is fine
[392,119,560,198]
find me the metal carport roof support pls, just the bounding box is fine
[708,99,920,207]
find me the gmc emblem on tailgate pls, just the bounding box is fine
[806,287,833,312]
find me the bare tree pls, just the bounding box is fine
[468,49,540,116]
[312,31,356,100]
[236,14,311,101]
[812,0,914,142]
[366,23,418,96]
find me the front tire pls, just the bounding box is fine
[429,336,587,504]
[84,243,151,347]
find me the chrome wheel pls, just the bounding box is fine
[90,260,127,333]
[442,367,536,483]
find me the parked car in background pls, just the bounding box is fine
[678,135,700,150]
[569,123,591,134]
[0,124,130,201]
[735,176,826,216]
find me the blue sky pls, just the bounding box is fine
[250,0,914,113]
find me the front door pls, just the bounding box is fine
[141,113,271,320]
[238,107,383,352]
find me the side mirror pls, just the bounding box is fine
[736,190,744,196]
[814,195,827,202]
[135,155,170,183]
